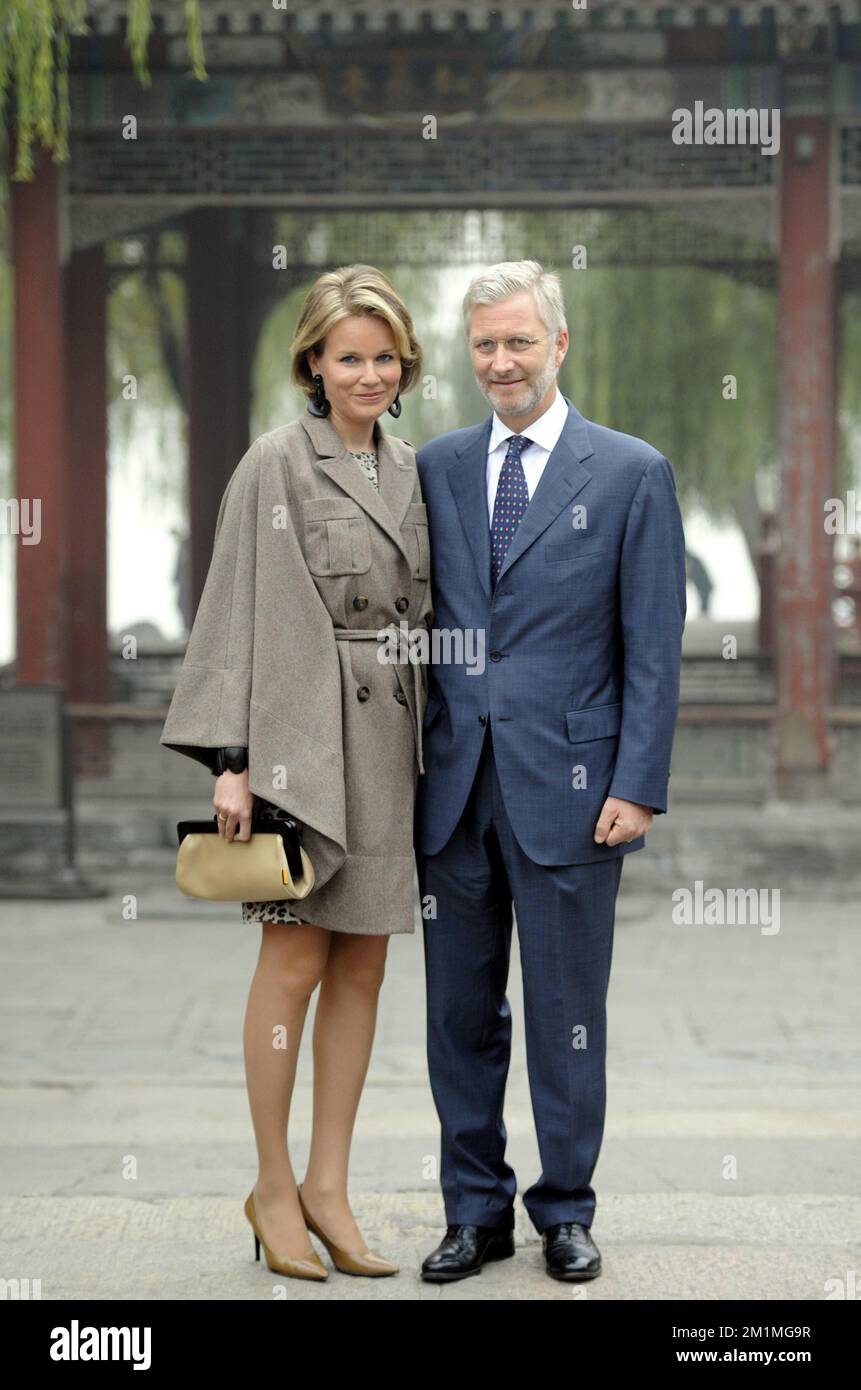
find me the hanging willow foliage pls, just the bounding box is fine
[0,0,206,179]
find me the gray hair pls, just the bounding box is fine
[462,260,567,338]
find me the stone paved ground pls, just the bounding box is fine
[1,845,858,1301]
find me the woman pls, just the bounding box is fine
[160,265,431,1281]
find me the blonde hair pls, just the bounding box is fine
[290,264,423,398]
[462,259,567,338]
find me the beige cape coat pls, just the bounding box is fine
[160,410,433,935]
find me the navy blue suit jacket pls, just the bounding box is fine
[415,396,687,865]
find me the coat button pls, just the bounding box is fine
[356,686,370,701]
[395,596,409,613]
[352,594,369,611]
[490,650,502,662]
[478,714,487,726]
[394,689,407,705]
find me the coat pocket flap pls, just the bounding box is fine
[404,501,430,579]
[301,497,364,521]
[546,538,606,562]
[566,701,622,742]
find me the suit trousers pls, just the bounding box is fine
[416,721,624,1234]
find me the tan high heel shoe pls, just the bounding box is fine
[244,1191,328,1281]
[298,1185,399,1277]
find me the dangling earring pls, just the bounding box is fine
[307,373,331,417]
[388,391,402,419]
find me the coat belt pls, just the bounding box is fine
[332,627,425,774]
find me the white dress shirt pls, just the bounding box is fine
[486,387,569,526]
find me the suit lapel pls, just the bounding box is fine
[447,418,494,602]
[300,411,415,567]
[446,397,595,599]
[495,401,594,583]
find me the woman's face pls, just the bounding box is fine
[307,314,403,426]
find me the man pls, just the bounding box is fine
[414,260,686,1282]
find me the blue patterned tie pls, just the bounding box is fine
[490,434,531,589]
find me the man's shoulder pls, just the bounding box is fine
[581,415,665,473]
[416,420,488,476]
[414,403,669,483]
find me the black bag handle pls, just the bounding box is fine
[176,814,305,880]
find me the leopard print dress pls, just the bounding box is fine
[241,449,380,926]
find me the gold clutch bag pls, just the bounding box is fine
[175,814,315,902]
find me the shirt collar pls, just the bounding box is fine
[488,386,568,455]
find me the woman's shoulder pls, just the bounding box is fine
[225,419,311,487]
[251,417,310,460]
[239,417,416,475]
[381,428,417,465]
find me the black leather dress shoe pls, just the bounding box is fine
[542,1222,601,1281]
[421,1222,516,1282]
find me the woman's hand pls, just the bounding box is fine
[214,770,255,842]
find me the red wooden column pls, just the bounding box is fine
[64,243,111,777]
[11,144,68,686]
[775,116,838,796]
[185,210,256,614]
[64,244,109,708]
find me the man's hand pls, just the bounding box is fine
[594,796,653,846]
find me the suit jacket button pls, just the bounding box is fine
[353,594,369,611]
[394,689,407,705]
[478,714,487,726]
[356,686,370,702]
[395,596,409,613]
[490,650,502,661]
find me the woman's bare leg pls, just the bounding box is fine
[244,918,331,1256]
[300,931,389,1251]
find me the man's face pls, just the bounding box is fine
[468,289,568,417]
